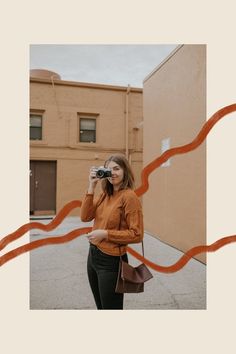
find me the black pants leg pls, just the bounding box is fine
[87,244,128,310]
[87,252,103,309]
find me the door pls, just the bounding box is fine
[30,161,57,215]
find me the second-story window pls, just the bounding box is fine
[79,117,96,143]
[30,114,42,140]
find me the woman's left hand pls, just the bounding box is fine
[87,229,108,242]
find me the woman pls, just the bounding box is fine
[80,154,143,310]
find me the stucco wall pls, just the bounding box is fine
[30,78,143,215]
[143,45,206,263]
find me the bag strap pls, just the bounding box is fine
[119,241,144,259]
[141,240,144,257]
[118,202,145,259]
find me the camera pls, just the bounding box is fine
[95,167,112,179]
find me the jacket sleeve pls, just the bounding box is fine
[80,192,103,222]
[107,192,144,244]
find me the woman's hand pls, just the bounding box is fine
[88,166,100,194]
[87,229,108,242]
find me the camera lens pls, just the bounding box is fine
[96,170,105,178]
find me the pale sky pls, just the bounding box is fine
[30,44,178,88]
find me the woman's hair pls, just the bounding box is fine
[101,154,135,196]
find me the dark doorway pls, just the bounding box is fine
[30,161,57,215]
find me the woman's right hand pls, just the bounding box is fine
[88,166,100,193]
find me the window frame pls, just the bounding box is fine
[30,111,44,141]
[78,114,98,144]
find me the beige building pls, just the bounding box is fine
[30,44,206,264]
[30,70,143,216]
[143,45,206,263]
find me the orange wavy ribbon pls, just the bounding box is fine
[0,200,81,252]
[135,103,236,196]
[0,227,91,267]
[127,235,236,273]
[0,104,236,270]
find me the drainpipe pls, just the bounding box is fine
[51,75,62,119]
[125,84,131,160]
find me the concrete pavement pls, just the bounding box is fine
[30,216,206,310]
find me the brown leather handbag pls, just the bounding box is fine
[115,242,153,293]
